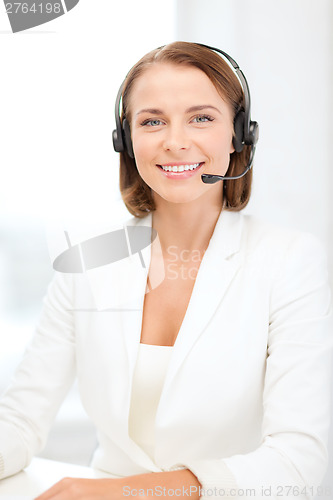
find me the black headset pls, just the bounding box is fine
[112,43,259,183]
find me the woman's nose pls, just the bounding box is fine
[162,124,191,151]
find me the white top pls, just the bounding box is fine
[128,343,173,462]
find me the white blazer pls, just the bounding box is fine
[0,210,332,500]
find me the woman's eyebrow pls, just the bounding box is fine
[135,105,222,116]
[186,105,222,114]
[136,108,162,116]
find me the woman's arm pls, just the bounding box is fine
[0,271,76,480]
[34,468,201,500]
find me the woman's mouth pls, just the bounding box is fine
[156,162,204,178]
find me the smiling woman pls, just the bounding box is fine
[0,41,332,500]
[118,42,252,217]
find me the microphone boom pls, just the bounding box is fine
[201,145,256,184]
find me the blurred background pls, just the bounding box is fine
[0,0,332,497]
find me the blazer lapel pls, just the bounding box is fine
[117,213,164,379]
[83,212,158,393]
[161,210,244,394]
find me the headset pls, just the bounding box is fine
[112,43,259,183]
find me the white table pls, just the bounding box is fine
[0,457,118,499]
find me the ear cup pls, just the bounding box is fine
[246,121,259,146]
[122,118,135,158]
[233,110,245,153]
[112,128,125,153]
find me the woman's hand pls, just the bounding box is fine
[33,469,201,500]
[34,477,124,500]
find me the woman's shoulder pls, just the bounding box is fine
[238,212,327,266]
[240,212,321,245]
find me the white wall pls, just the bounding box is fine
[0,0,177,227]
[176,1,333,496]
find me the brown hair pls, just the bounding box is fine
[118,41,252,218]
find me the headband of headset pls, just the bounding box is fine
[112,43,259,158]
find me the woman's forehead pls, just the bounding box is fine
[128,62,228,113]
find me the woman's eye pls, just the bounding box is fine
[141,119,163,127]
[193,115,214,123]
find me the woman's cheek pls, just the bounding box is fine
[132,133,151,162]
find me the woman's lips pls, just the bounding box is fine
[157,162,205,179]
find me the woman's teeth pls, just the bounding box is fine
[160,163,201,172]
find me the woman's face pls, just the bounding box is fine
[129,62,235,208]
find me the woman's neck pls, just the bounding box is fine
[151,200,223,260]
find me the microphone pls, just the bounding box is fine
[201,145,256,184]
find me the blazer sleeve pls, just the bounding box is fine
[0,271,76,480]
[179,233,333,500]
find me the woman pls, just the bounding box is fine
[0,42,331,500]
